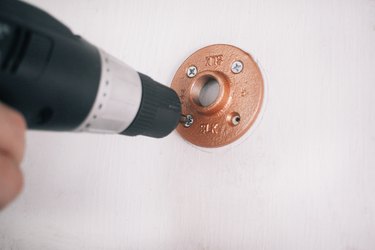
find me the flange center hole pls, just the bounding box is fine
[198,77,220,107]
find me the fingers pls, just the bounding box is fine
[0,103,26,209]
[0,152,23,209]
[0,104,26,164]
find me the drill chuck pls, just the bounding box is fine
[0,0,181,138]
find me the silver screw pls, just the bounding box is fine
[231,115,241,126]
[187,66,198,78]
[180,114,194,128]
[231,61,243,74]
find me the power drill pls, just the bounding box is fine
[0,0,182,138]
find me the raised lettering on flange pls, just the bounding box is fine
[200,123,219,134]
[205,55,224,66]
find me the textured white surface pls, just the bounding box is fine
[1,0,375,249]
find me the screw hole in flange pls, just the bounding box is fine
[228,112,241,126]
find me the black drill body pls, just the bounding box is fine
[0,0,181,138]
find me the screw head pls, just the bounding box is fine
[231,61,243,74]
[187,66,198,78]
[182,114,194,128]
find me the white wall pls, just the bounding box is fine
[1,0,375,249]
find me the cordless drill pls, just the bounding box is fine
[0,0,182,138]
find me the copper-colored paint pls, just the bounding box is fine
[171,44,264,148]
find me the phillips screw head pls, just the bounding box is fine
[231,60,243,74]
[180,114,194,128]
[187,66,198,78]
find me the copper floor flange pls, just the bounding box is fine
[171,44,264,148]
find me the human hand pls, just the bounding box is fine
[0,103,25,209]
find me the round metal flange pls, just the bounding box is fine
[171,44,264,148]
